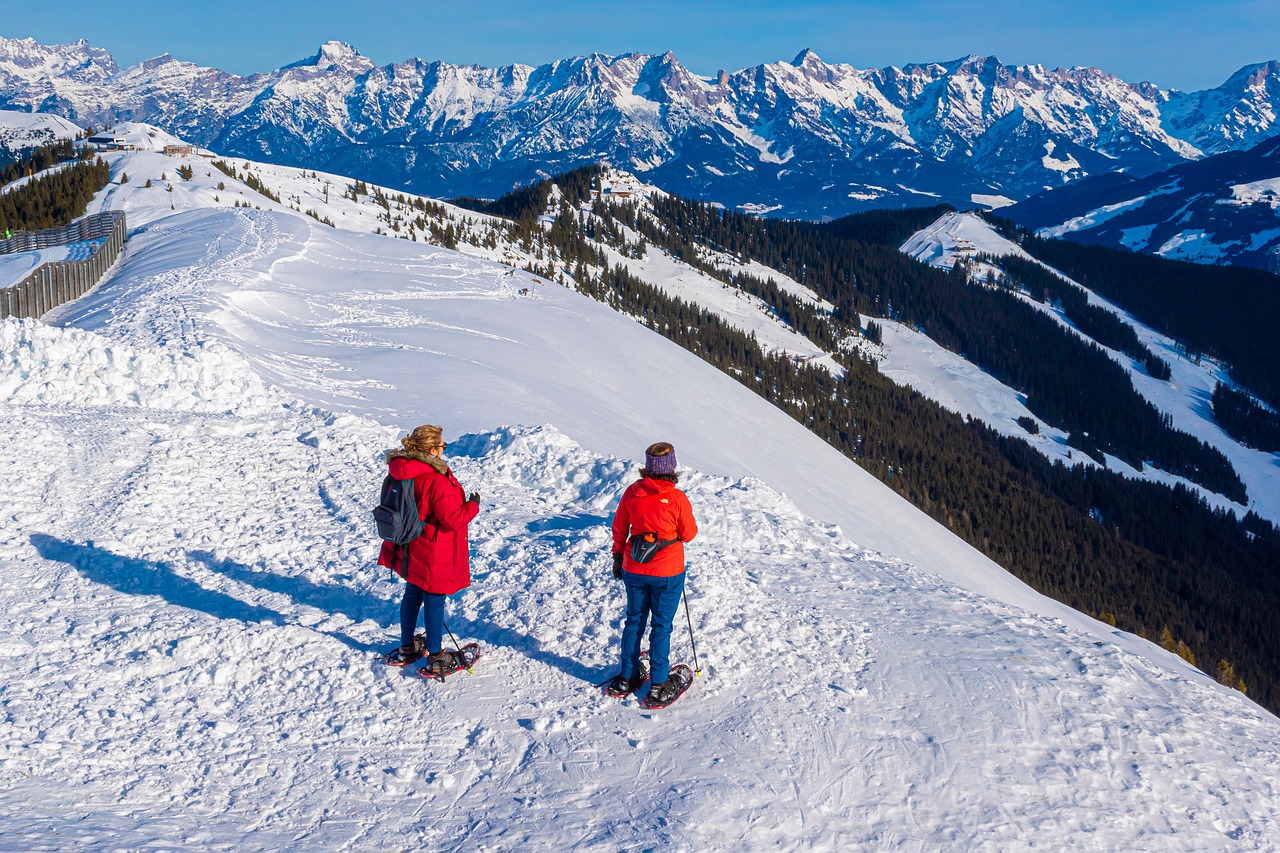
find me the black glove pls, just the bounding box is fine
[612,552,624,580]
[469,492,480,505]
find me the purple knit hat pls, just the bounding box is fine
[644,442,678,475]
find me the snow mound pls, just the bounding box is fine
[0,318,277,414]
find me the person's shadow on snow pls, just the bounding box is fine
[195,547,603,683]
[30,534,380,654]
[187,549,388,629]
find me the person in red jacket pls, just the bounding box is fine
[609,441,698,704]
[379,424,480,678]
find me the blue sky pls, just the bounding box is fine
[4,0,1276,91]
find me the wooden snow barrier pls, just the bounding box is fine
[0,211,128,320]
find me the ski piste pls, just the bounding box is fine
[418,642,481,681]
[638,664,694,710]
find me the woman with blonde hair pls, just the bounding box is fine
[379,425,480,680]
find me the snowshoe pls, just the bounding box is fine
[639,664,693,710]
[385,634,426,667]
[419,643,481,681]
[604,666,650,698]
[597,650,649,696]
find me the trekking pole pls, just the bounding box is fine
[443,621,474,675]
[682,586,702,678]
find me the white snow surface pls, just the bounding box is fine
[1038,193,1154,238]
[1228,176,1280,207]
[0,108,82,150]
[970,192,1016,209]
[1155,229,1228,264]
[0,141,1278,850]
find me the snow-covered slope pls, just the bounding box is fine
[7,36,1280,217]
[0,136,1278,849]
[0,108,81,154]
[1005,133,1280,272]
[898,212,1280,523]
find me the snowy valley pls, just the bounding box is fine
[1,120,1279,849]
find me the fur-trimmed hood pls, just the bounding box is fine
[385,448,448,475]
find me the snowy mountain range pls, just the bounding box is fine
[4,35,1280,217]
[2,121,1279,848]
[1005,132,1280,271]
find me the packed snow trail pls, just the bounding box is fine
[2,313,1280,846]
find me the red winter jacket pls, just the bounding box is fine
[377,453,478,595]
[611,477,698,577]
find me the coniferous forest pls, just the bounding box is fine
[0,138,80,183]
[1002,227,1280,410]
[0,145,109,233]
[1212,383,1280,452]
[457,167,1280,713]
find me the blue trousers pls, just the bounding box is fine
[620,570,685,684]
[400,583,446,652]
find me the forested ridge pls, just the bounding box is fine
[0,142,109,233]
[450,169,1280,710]
[980,215,1280,411]
[1212,383,1280,452]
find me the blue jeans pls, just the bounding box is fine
[401,583,446,652]
[621,570,685,684]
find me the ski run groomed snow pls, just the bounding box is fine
[0,137,1278,851]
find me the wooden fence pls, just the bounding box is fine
[0,212,128,320]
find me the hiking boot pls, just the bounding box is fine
[386,635,426,667]
[646,678,681,706]
[606,672,648,696]
[427,649,464,679]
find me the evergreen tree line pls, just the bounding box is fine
[0,138,82,185]
[475,166,1280,711]
[933,258,1235,495]
[1006,228,1280,410]
[605,201,843,353]
[210,160,281,204]
[1212,384,1280,452]
[988,254,1159,369]
[819,204,957,246]
[0,155,111,233]
[634,191,1243,501]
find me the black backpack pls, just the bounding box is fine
[373,475,424,578]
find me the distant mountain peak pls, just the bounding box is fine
[792,48,823,67]
[139,53,178,71]
[288,41,372,73]
[947,54,1002,72]
[1227,59,1280,88]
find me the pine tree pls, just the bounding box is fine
[1216,659,1247,693]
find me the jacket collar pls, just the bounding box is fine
[386,448,448,475]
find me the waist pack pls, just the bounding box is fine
[630,532,679,564]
